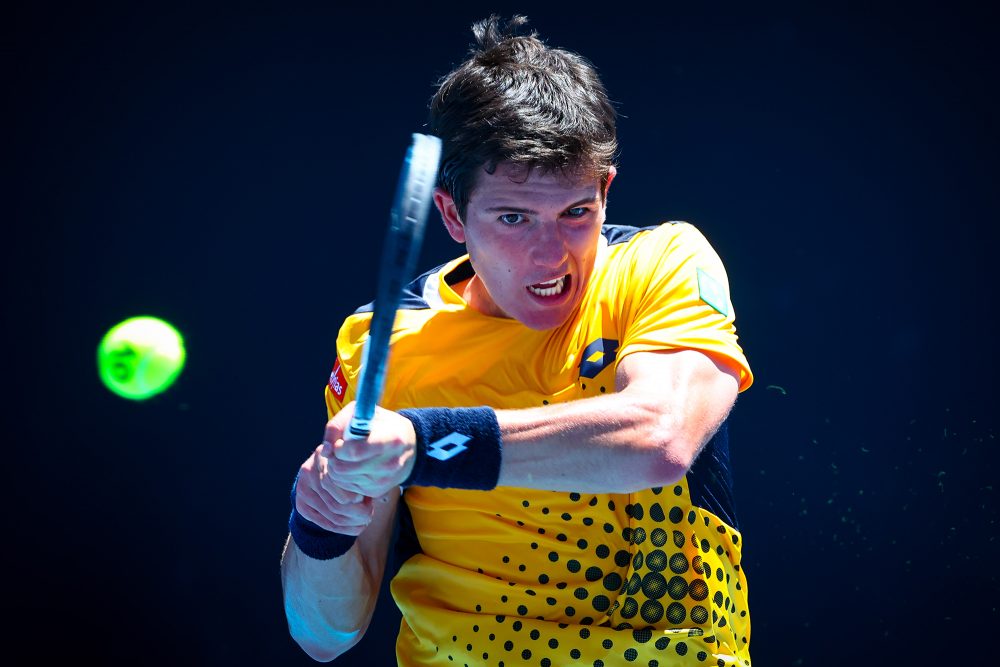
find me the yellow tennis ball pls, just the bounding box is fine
[97,316,186,400]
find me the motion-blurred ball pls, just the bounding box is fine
[97,316,186,400]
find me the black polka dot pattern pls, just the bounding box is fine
[392,474,751,665]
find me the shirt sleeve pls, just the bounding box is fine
[617,222,753,391]
[323,317,366,419]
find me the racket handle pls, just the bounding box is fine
[349,339,378,439]
[347,416,372,440]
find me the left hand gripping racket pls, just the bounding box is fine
[348,133,442,439]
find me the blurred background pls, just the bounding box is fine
[5,1,996,664]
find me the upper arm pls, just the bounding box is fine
[615,223,754,394]
[616,348,740,466]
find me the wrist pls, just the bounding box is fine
[288,474,357,559]
[398,406,502,490]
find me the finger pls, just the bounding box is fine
[319,440,334,459]
[324,401,356,443]
[328,476,367,497]
[317,441,370,498]
[315,481,366,515]
[326,482,365,505]
[309,443,331,476]
[313,441,366,503]
[299,471,365,517]
[326,459,375,493]
[328,472,387,498]
[296,481,347,519]
[319,473,365,504]
[333,437,384,463]
[311,495,375,535]
[298,490,372,529]
[297,500,366,534]
[330,448,409,480]
[330,470,400,498]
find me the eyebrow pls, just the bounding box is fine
[482,196,600,214]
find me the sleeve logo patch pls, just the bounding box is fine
[697,267,729,316]
[329,358,347,401]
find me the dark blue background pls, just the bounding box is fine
[6,1,996,665]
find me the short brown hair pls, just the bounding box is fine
[429,15,618,218]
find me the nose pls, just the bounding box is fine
[530,223,569,269]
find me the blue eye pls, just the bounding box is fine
[565,207,589,218]
[499,213,524,225]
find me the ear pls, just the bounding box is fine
[602,166,617,203]
[434,187,466,244]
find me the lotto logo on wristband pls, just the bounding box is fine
[427,432,471,461]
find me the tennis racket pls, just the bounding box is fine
[347,133,442,439]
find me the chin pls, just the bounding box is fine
[518,307,574,331]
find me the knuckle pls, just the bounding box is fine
[338,441,359,460]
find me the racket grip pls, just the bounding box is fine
[347,417,372,440]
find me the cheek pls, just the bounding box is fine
[568,227,601,263]
[471,230,519,271]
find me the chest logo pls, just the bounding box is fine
[579,338,619,379]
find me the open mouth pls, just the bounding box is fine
[526,275,569,297]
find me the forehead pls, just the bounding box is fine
[468,162,602,207]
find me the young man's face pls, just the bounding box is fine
[435,162,616,331]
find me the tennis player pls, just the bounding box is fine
[282,14,754,666]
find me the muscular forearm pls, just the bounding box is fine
[496,350,739,494]
[280,490,398,662]
[280,538,379,661]
[496,391,687,493]
[326,351,739,499]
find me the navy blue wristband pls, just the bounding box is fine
[398,406,502,490]
[288,474,357,560]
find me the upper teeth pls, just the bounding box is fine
[528,276,566,297]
